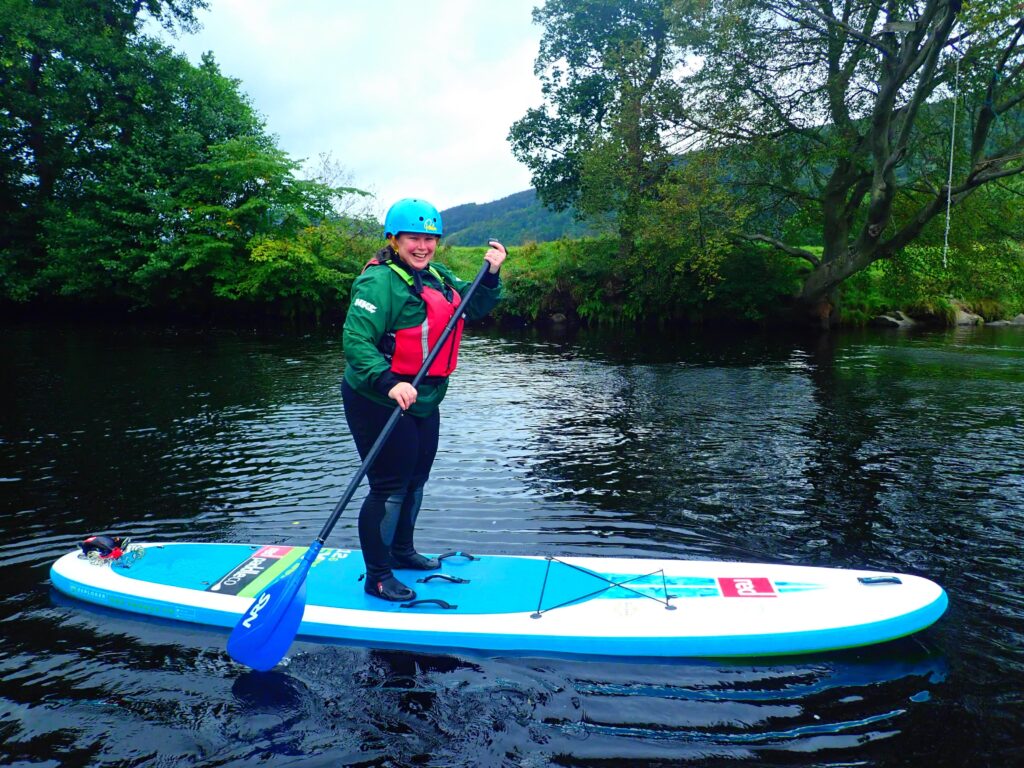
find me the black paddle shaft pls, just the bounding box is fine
[314,259,492,546]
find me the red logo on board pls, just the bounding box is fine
[253,546,293,559]
[718,577,777,598]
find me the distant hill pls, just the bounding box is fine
[441,189,604,246]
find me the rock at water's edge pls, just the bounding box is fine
[955,308,984,326]
[989,314,1024,327]
[870,311,916,329]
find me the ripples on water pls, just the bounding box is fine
[1,322,1022,766]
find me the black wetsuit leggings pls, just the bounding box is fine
[342,380,440,581]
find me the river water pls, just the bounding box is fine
[1,320,1022,767]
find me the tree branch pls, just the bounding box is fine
[676,110,791,142]
[974,162,1024,185]
[733,178,820,205]
[970,18,1023,162]
[773,1,896,58]
[993,19,1024,74]
[878,156,1024,257]
[843,173,873,220]
[995,90,1024,119]
[893,2,960,155]
[734,232,821,266]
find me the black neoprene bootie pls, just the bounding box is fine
[365,574,416,602]
[391,550,441,570]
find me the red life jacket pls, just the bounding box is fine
[363,257,463,378]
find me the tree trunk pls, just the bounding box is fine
[811,291,839,330]
[617,222,635,262]
[799,244,876,308]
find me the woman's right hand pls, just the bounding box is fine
[388,382,418,410]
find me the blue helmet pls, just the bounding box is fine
[383,198,443,239]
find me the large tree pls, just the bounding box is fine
[1,0,371,314]
[37,49,267,304]
[508,0,681,258]
[0,0,209,299]
[674,0,1024,322]
[512,0,1024,324]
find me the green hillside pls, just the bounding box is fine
[441,189,605,245]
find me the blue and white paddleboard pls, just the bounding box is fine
[50,543,947,658]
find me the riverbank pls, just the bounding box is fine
[4,237,1022,330]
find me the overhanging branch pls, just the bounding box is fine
[733,233,821,266]
[878,157,1024,257]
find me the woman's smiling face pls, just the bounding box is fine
[394,233,439,271]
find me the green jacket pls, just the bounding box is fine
[342,249,502,417]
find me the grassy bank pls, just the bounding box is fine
[442,237,1024,328]
[6,234,1021,329]
[441,238,807,327]
[838,242,1024,325]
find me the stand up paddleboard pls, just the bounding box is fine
[50,541,947,658]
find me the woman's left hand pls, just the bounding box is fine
[485,240,507,274]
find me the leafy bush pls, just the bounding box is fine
[441,236,805,326]
[839,240,1024,325]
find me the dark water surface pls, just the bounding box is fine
[1,321,1022,767]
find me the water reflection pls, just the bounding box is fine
[228,642,948,766]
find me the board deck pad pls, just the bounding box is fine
[51,543,948,658]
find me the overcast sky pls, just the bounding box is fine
[158,1,545,217]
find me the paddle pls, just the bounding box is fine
[227,256,495,671]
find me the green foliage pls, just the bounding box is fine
[0,0,210,300]
[4,0,1020,327]
[169,137,319,297]
[443,239,623,322]
[513,0,1024,311]
[509,0,680,250]
[709,245,808,322]
[676,0,1024,304]
[0,1,371,316]
[637,151,754,298]
[33,48,269,304]
[838,171,1024,323]
[241,224,375,318]
[441,233,804,326]
[839,239,1024,325]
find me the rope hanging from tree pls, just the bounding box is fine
[942,52,961,269]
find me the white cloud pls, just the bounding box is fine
[157,0,544,219]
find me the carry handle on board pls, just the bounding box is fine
[227,254,497,671]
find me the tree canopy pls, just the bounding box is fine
[509,0,681,256]
[511,0,1024,322]
[3,1,1021,326]
[0,0,372,314]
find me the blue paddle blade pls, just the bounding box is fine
[227,556,313,671]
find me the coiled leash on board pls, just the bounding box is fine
[79,535,145,568]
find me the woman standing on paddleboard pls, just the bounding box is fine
[342,198,506,602]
